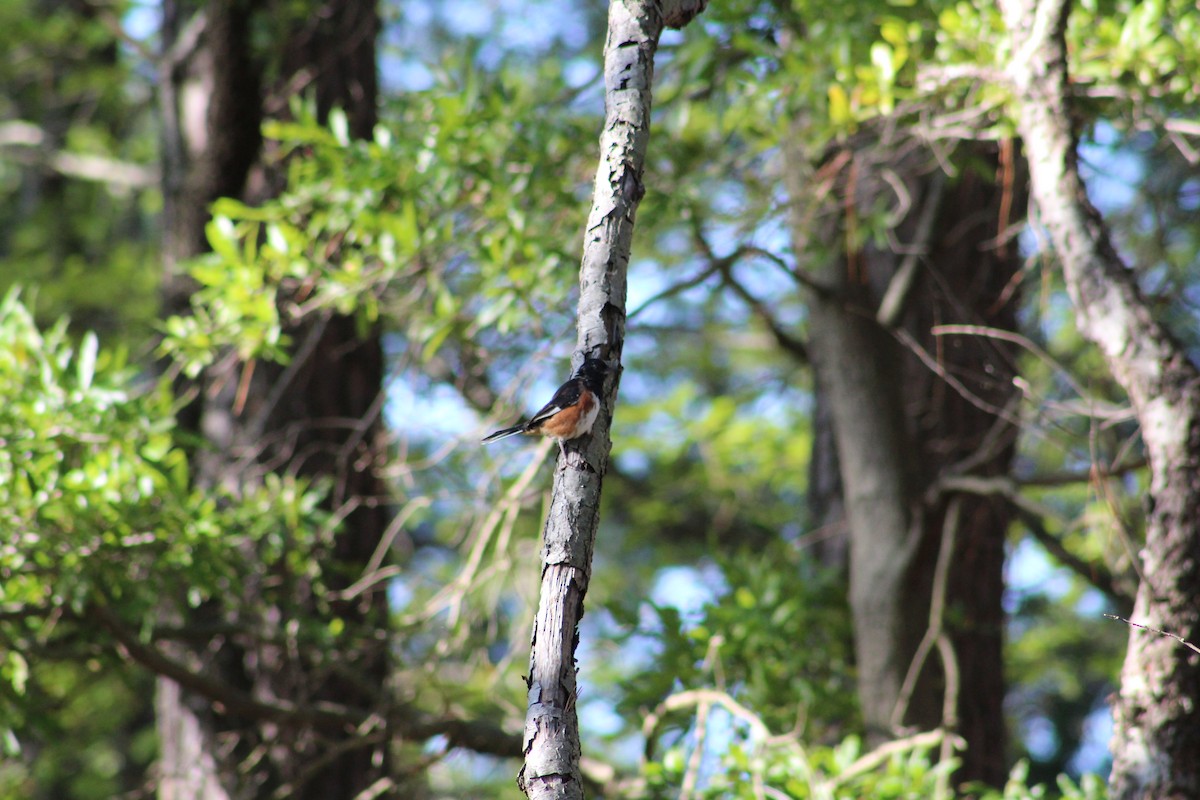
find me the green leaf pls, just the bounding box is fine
[76,332,97,390]
[329,108,350,146]
[205,216,240,264]
[5,652,28,695]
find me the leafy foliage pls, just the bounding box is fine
[0,290,330,768]
[0,0,161,343]
[161,66,596,377]
[5,0,1200,796]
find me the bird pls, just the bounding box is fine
[482,359,608,454]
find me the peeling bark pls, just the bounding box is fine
[1002,0,1200,796]
[517,2,706,798]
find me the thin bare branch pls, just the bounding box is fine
[0,121,159,188]
[90,604,523,757]
[830,729,965,789]
[1103,614,1200,656]
[890,497,961,732]
[936,474,1134,607]
[892,327,1018,423]
[628,261,723,319]
[877,173,947,328]
[689,218,810,362]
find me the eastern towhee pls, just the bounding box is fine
[482,359,608,453]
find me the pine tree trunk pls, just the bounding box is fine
[156,2,389,797]
[791,137,1022,786]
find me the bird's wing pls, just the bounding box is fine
[527,379,583,426]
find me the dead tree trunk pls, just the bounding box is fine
[517,2,707,798]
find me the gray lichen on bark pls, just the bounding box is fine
[1001,0,1200,796]
[518,2,707,798]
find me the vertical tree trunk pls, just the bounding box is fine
[905,158,1024,787]
[160,0,262,285]
[156,1,388,797]
[253,4,388,793]
[518,1,707,797]
[155,679,231,800]
[157,2,263,797]
[791,138,1022,786]
[1002,1,1200,796]
[254,313,392,800]
[804,243,935,736]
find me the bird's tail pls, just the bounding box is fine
[482,424,526,443]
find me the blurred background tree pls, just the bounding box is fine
[2,0,1197,798]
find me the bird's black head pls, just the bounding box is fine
[574,357,610,392]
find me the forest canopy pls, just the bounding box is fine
[2,0,1199,798]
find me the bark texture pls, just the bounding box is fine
[789,136,1022,786]
[157,3,263,797]
[904,159,1023,788]
[1001,0,1200,796]
[160,0,262,284]
[518,2,705,797]
[157,2,391,798]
